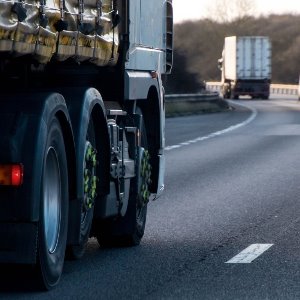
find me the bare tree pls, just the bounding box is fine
[206,0,257,23]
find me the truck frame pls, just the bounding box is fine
[0,0,173,289]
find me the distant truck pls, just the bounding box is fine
[218,36,271,99]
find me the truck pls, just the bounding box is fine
[0,0,173,289]
[218,36,271,100]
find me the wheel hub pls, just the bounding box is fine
[43,147,61,254]
[83,142,98,210]
[139,149,151,206]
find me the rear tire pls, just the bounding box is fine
[37,116,69,290]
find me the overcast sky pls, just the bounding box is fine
[173,0,300,23]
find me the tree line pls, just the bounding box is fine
[165,14,300,94]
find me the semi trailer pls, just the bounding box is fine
[218,36,271,99]
[0,0,173,289]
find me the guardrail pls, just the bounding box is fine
[165,92,219,102]
[164,82,299,117]
[271,84,298,96]
[165,92,228,117]
[205,82,299,96]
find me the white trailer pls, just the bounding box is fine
[219,36,271,99]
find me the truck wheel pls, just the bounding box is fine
[97,108,150,247]
[37,116,69,290]
[67,119,97,259]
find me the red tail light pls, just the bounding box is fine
[0,164,23,186]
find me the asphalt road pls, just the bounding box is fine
[3,95,300,299]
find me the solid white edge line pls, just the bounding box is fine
[165,101,258,151]
[226,244,273,264]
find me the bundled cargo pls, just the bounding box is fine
[0,0,118,65]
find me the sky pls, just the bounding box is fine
[173,0,300,23]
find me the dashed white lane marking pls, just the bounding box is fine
[165,101,258,151]
[226,244,273,264]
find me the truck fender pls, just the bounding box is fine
[138,84,165,198]
[32,92,76,221]
[0,92,75,222]
[64,87,110,245]
[0,92,75,266]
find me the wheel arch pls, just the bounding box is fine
[138,85,164,194]
[63,87,110,245]
[55,109,77,204]
[19,92,76,222]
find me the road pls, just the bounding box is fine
[3,95,300,299]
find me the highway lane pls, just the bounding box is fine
[3,95,300,299]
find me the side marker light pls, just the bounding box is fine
[0,164,24,186]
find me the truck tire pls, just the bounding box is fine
[223,89,230,99]
[37,116,69,290]
[97,108,150,247]
[67,119,96,259]
[231,92,239,100]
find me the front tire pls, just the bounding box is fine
[37,116,69,290]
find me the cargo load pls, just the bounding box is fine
[0,0,118,65]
